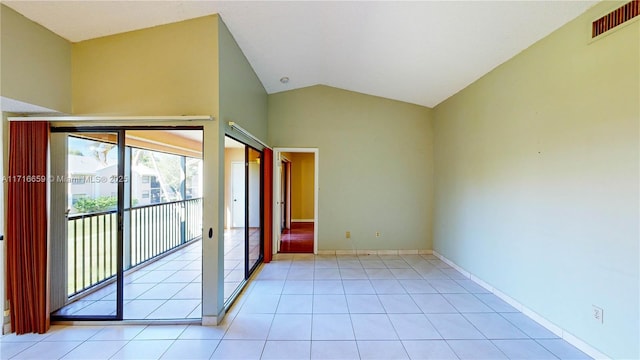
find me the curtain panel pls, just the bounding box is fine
[6,121,50,334]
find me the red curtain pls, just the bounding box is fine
[6,121,50,334]
[262,148,273,263]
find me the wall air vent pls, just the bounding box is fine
[592,0,639,38]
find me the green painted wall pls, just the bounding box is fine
[432,2,639,358]
[0,5,71,113]
[269,85,433,251]
[218,19,268,142]
[216,17,267,306]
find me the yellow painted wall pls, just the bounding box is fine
[63,14,268,321]
[1,4,71,329]
[70,15,225,321]
[269,85,433,251]
[432,2,639,358]
[72,16,218,116]
[290,152,315,220]
[0,5,71,113]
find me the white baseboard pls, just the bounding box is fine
[357,249,378,256]
[202,307,226,326]
[335,250,355,255]
[432,251,609,360]
[399,249,419,255]
[201,316,221,326]
[377,250,399,256]
[318,249,432,256]
[280,242,605,360]
[317,250,336,255]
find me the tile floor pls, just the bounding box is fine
[55,225,261,319]
[224,228,261,303]
[52,240,203,319]
[2,253,593,359]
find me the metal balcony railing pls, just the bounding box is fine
[129,198,202,267]
[67,198,202,297]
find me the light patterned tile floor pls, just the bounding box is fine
[3,253,593,359]
[52,240,203,320]
[53,226,253,319]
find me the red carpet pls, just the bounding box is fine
[280,222,314,253]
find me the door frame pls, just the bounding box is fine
[272,148,319,255]
[49,125,204,321]
[279,155,292,232]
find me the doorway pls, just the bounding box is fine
[49,128,204,321]
[279,156,291,233]
[273,148,319,254]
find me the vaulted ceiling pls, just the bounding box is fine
[3,1,598,108]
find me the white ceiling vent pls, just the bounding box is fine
[592,0,639,38]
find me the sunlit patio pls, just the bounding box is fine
[52,225,253,320]
[52,239,202,320]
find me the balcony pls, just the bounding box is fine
[53,198,205,320]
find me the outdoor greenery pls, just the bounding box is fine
[64,136,203,297]
[73,196,118,213]
[67,213,117,296]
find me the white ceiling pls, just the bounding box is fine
[3,0,598,108]
[1,96,58,114]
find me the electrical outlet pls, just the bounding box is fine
[346,231,351,239]
[592,305,603,324]
[375,232,381,237]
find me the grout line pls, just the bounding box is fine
[21,252,601,359]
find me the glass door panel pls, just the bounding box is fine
[247,147,262,273]
[223,136,264,304]
[52,128,205,320]
[51,132,122,319]
[224,136,247,302]
[124,142,203,320]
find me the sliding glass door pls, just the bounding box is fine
[50,131,124,319]
[247,147,262,274]
[224,136,263,304]
[50,127,204,321]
